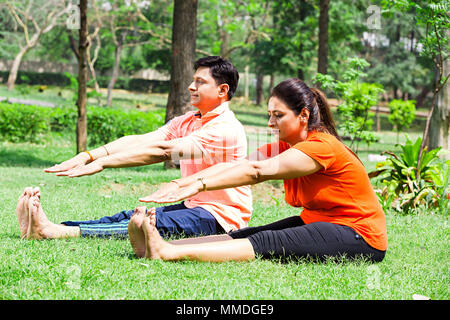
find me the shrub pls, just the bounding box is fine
[388,99,416,142]
[87,106,165,146]
[0,102,49,143]
[0,103,165,146]
[314,57,384,153]
[0,71,71,87]
[370,135,449,214]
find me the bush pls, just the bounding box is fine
[0,102,165,146]
[0,71,71,87]
[0,102,49,143]
[370,135,449,215]
[87,106,165,146]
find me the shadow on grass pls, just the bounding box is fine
[0,149,54,168]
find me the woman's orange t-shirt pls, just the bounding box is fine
[258,131,388,251]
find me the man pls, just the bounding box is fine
[18,56,252,242]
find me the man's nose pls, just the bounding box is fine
[188,82,196,91]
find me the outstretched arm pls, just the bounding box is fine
[44,130,168,174]
[145,148,322,203]
[139,149,266,202]
[55,136,205,178]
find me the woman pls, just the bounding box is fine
[129,78,387,263]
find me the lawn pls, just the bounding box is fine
[0,87,448,300]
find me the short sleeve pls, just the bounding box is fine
[293,137,336,171]
[158,112,194,140]
[187,125,245,164]
[257,140,290,158]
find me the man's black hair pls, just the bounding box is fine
[194,56,239,100]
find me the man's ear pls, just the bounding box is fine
[218,83,229,98]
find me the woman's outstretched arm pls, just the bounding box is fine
[146,148,322,204]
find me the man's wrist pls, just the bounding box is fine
[171,179,181,187]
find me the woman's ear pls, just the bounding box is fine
[300,108,310,122]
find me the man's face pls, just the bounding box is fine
[188,67,226,110]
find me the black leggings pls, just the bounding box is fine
[228,216,385,263]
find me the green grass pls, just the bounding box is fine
[0,88,448,300]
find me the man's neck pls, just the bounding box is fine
[197,99,228,117]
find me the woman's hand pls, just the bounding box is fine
[139,180,203,203]
[139,181,180,203]
[44,152,91,173]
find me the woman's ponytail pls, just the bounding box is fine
[310,87,340,141]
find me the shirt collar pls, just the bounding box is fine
[194,101,229,123]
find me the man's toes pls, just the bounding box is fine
[134,206,147,216]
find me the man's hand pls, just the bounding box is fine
[44,152,91,173]
[139,181,203,203]
[56,160,104,178]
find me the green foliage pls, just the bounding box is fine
[87,106,164,147]
[314,57,384,152]
[371,135,449,214]
[0,71,71,87]
[388,99,416,140]
[0,102,49,143]
[0,102,165,147]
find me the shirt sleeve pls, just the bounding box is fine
[257,140,289,158]
[157,115,185,140]
[292,137,336,171]
[187,125,244,164]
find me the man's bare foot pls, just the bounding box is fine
[16,187,40,239]
[26,195,52,239]
[142,211,174,260]
[128,206,153,258]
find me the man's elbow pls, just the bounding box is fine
[249,161,264,184]
[147,142,172,162]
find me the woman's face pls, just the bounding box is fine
[267,96,308,145]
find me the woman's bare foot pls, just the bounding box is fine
[128,206,153,258]
[16,187,40,239]
[142,211,175,260]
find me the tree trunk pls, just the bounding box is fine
[165,0,197,123]
[255,72,264,105]
[7,32,40,90]
[76,0,88,154]
[106,34,125,107]
[244,65,249,100]
[268,73,274,97]
[429,54,449,151]
[164,0,198,169]
[317,0,329,75]
[7,47,29,91]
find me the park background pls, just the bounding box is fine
[0,0,448,300]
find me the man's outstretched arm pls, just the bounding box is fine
[44,130,168,174]
[56,136,205,178]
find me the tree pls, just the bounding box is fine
[383,1,450,171]
[76,0,88,153]
[3,0,70,90]
[429,30,450,151]
[317,0,329,75]
[165,0,198,122]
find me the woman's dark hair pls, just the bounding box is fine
[194,56,239,100]
[270,78,340,140]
